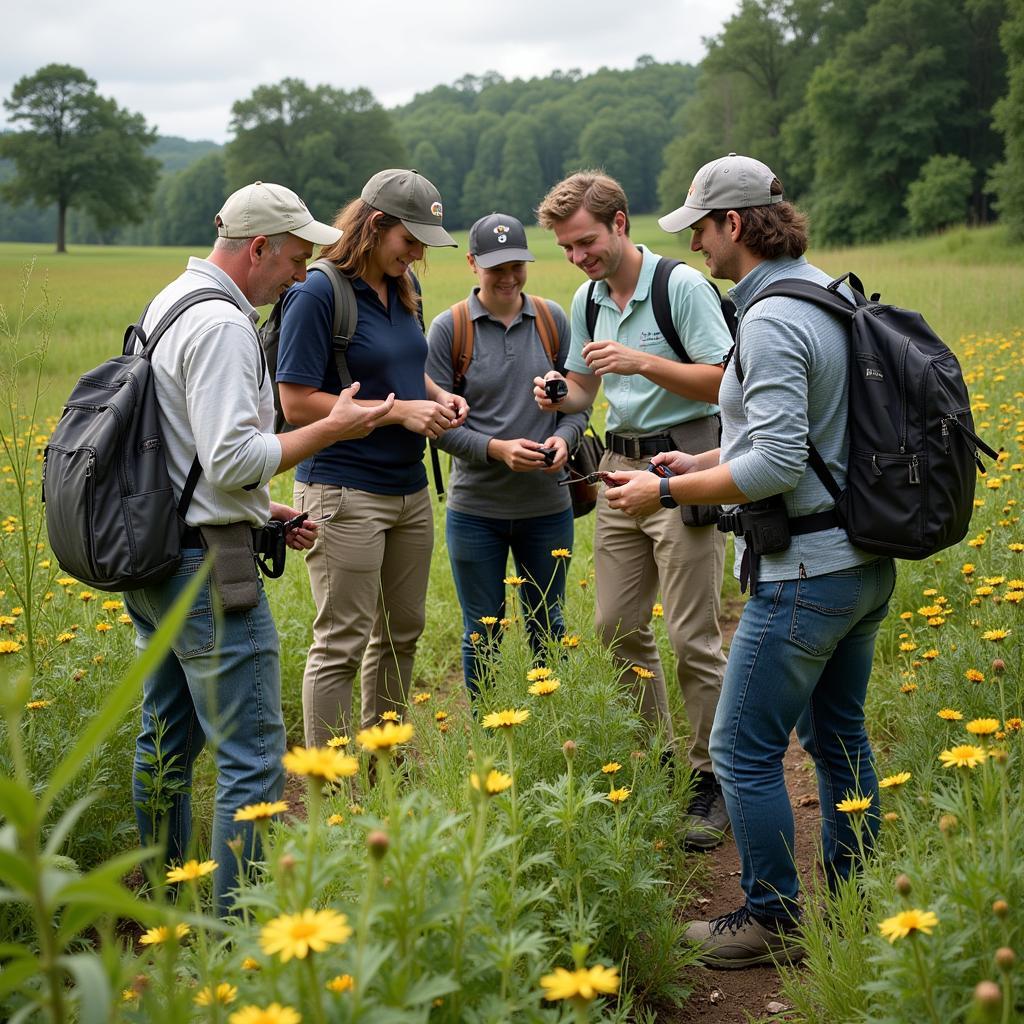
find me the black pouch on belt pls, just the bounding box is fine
[199,524,260,612]
[669,415,722,528]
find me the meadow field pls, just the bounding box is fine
[0,221,1022,1022]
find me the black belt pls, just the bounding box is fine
[181,524,266,548]
[605,432,675,459]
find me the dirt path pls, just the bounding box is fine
[664,733,820,1023]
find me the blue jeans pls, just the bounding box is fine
[125,549,286,917]
[709,557,896,921]
[445,507,574,695]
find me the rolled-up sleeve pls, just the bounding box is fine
[183,319,281,492]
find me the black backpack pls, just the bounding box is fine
[585,256,738,356]
[260,259,357,433]
[260,259,425,432]
[42,289,240,591]
[740,273,998,560]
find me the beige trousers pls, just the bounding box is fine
[593,422,727,772]
[294,482,433,744]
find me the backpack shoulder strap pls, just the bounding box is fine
[409,269,425,331]
[307,259,357,389]
[651,257,691,364]
[139,288,241,359]
[529,295,560,366]
[449,299,473,393]
[585,281,599,341]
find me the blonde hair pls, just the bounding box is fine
[536,171,630,234]
[318,200,421,316]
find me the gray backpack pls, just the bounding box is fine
[42,289,240,591]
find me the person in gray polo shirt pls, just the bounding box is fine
[426,214,588,695]
[607,154,896,968]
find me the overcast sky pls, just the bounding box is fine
[3,0,740,143]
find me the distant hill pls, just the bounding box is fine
[150,136,222,173]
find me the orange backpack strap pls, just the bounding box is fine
[450,299,473,392]
[530,295,559,367]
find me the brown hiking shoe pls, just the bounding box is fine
[682,772,731,851]
[685,905,804,969]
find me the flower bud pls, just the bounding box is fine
[367,830,389,860]
[226,836,244,854]
[883,811,900,823]
[992,658,1006,674]
[562,740,576,760]
[278,853,296,873]
[995,947,1016,971]
[993,899,1009,918]
[894,873,912,897]
[939,813,959,835]
[973,980,1002,1012]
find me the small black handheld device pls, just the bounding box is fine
[283,511,309,533]
[544,378,568,403]
[646,462,675,478]
[538,446,557,466]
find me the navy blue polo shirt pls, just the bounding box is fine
[277,270,428,495]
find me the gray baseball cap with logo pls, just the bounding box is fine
[361,168,457,247]
[468,213,534,268]
[215,181,341,245]
[658,153,783,233]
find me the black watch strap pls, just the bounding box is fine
[659,475,678,509]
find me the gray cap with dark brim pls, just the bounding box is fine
[361,168,457,247]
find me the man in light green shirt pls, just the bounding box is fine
[535,171,733,850]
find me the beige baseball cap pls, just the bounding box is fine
[215,181,341,245]
[361,168,457,247]
[658,153,782,233]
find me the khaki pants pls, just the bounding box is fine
[594,420,727,772]
[295,482,433,744]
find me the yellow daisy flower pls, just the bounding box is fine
[606,787,631,804]
[470,769,513,795]
[228,1003,301,1024]
[551,548,572,558]
[561,634,581,648]
[939,745,987,769]
[282,746,359,781]
[879,772,912,788]
[601,762,622,774]
[139,923,191,946]
[836,796,872,814]
[195,983,238,1006]
[326,735,351,748]
[234,801,289,822]
[878,908,939,942]
[541,964,620,1002]
[166,859,217,883]
[356,721,415,752]
[326,974,355,993]
[966,718,1000,736]
[412,692,431,704]
[481,708,530,730]
[528,679,561,696]
[937,708,963,721]
[630,665,655,679]
[380,710,400,722]
[260,908,353,962]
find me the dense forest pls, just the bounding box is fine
[2,0,1022,247]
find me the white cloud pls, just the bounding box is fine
[2,0,738,141]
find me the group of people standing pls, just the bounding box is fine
[127,155,895,972]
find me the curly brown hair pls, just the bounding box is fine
[318,200,421,317]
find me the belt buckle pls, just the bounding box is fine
[623,436,642,460]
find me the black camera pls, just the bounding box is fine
[544,377,568,403]
[538,446,557,466]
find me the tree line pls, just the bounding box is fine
[3,0,1023,252]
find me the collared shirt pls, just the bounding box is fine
[564,245,733,434]
[138,257,281,527]
[426,288,588,518]
[720,255,875,580]
[277,269,429,495]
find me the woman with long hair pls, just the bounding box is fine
[276,169,467,744]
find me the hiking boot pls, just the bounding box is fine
[685,905,804,969]
[682,771,730,851]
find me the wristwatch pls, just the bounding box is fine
[659,476,678,509]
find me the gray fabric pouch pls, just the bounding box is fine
[669,414,723,529]
[199,524,260,612]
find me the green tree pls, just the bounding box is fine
[905,154,975,233]
[155,151,228,246]
[990,0,1024,239]
[225,78,406,221]
[0,64,159,252]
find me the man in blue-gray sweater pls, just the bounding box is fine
[606,154,896,968]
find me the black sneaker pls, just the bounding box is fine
[682,771,731,851]
[685,904,804,969]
